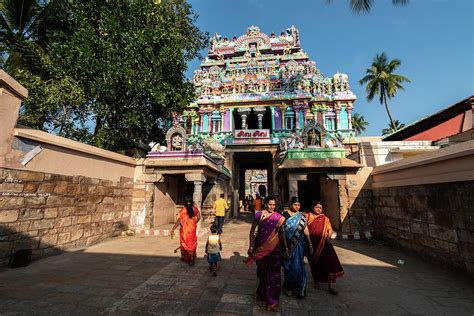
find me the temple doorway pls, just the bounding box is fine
[232,151,274,214]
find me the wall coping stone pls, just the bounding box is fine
[372,139,474,176]
[14,128,138,166]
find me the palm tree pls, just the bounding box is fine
[351,113,369,136]
[359,52,410,131]
[0,0,42,72]
[381,120,405,135]
[326,0,409,14]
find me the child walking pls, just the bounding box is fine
[206,225,222,276]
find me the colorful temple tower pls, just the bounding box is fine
[184,25,356,147]
[147,26,361,233]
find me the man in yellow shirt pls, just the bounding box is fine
[213,194,228,234]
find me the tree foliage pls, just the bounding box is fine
[382,120,405,135]
[1,0,207,153]
[326,0,409,14]
[351,113,369,136]
[359,52,410,131]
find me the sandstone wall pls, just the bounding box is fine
[368,140,474,274]
[0,167,135,267]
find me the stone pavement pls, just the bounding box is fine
[0,214,473,315]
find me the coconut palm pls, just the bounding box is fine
[382,120,405,135]
[0,0,43,72]
[359,52,410,131]
[326,0,409,14]
[351,113,369,136]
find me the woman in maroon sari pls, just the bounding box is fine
[306,201,343,295]
[245,196,287,312]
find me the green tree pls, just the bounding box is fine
[2,0,207,153]
[351,113,369,136]
[382,120,405,135]
[326,0,409,14]
[359,52,410,131]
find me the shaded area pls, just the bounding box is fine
[0,216,473,315]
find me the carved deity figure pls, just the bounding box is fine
[171,134,183,151]
[308,129,320,147]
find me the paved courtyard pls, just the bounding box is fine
[0,215,473,315]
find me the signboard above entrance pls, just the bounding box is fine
[232,129,272,145]
[234,129,270,139]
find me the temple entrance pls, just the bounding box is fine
[231,151,274,214]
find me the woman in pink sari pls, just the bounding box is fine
[245,196,287,312]
[306,201,343,295]
[171,197,201,266]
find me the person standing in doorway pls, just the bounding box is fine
[253,194,262,212]
[213,193,228,234]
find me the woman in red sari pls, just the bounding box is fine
[306,201,343,295]
[171,197,201,266]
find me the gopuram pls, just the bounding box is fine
[144,26,361,232]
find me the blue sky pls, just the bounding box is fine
[185,0,473,136]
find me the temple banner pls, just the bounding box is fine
[234,129,270,139]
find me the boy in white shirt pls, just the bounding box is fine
[205,225,222,276]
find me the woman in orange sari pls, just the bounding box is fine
[171,197,201,266]
[306,201,343,295]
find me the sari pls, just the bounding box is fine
[306,213,344,283]
[282,211,308,297]
[244,211,285,306]
[179,207,199,264]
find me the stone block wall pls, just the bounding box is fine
[371,181,474,274]
[0,167,135,267]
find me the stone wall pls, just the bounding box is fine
[0,167,135,267]
[367,140,474,275]
[371,181,474,274]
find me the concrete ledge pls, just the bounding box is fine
[0,70,28,99]
[138,227,210,237]
[14,128,137,166]
[371,139,474,188]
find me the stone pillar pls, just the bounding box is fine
[199,113,204,132]
[295,110,299,129]
[220,109,225,132]
[255,106,266,129]
[338,179,351,233]
[237,108,251,129]
[208,113,212,133]
[270,106,275,131]
[185,173,206,208]
[229,108,234,131]
[346,103,353,130]
[281,107,287,129]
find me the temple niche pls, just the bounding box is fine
[165,124,187,152]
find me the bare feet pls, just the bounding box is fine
[266,304,278,312]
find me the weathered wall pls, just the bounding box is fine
[346,166,374,233]
[153,180,178,226]
[319,177,339,231]
[368,140,474,274]
[0,167,134,267]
